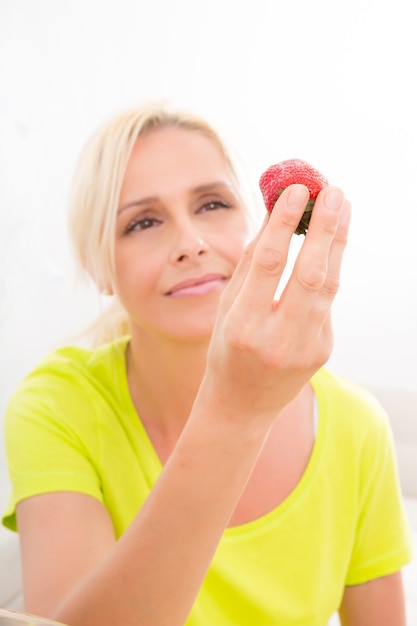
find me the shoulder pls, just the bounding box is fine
[4,336,130,432]
[312,367,392,445]
[312,369,409,520]
[10,336,129,399]
[313,367,388,421]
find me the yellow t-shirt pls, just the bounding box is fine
[2,337,413,625]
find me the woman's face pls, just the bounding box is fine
[114,126,251,341]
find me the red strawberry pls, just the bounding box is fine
[259,159,329,235]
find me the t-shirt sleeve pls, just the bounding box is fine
[344,399,413,585]
[2,358,104,532]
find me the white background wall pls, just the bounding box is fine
[1,0,416,445]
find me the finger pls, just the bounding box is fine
[233,184,310,314]
[294,199,351,365]
[279,186,345,319]
[219,213,270,312]
[313,198,351,316]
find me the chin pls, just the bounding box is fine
[170,315,217,342]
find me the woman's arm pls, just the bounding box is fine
[17,410,280,625]
[339,572,407,626]
[17,416,272,625]
[17,492,116,617]
[18,184,350,626]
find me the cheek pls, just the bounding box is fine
[114,247,160,299]
[222,221,252,264]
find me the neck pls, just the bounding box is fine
[126,326,209,438]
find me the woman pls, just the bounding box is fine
[2,103,412,625]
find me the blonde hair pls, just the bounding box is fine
[68,101,257,346]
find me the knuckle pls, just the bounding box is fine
[280,211,301,232]
[322,274,340,297]
[230,333,253,353]
[224,317,253,351]
[320,220,338,236]
[296,264,326,292]
[255,247,286,276]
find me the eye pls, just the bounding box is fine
[199,199,231,213]
[124,217,161,234]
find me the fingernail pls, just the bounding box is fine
[287,184,308,208]
[324,188,343,211]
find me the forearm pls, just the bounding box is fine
[54,402,271,626]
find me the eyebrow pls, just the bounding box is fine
[117,181,232,214]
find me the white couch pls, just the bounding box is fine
[1,386,416,623]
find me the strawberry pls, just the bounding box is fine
[259,159,329,235]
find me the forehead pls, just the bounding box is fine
[120,126,233,199]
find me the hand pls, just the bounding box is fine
[203,183,351,427]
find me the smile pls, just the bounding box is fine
[166,274,227,298]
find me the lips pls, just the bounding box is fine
[166,273,227,297]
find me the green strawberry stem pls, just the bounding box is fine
[295,197,315,236]
[276,190,316,236]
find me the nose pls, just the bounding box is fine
[170,222,209,264]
